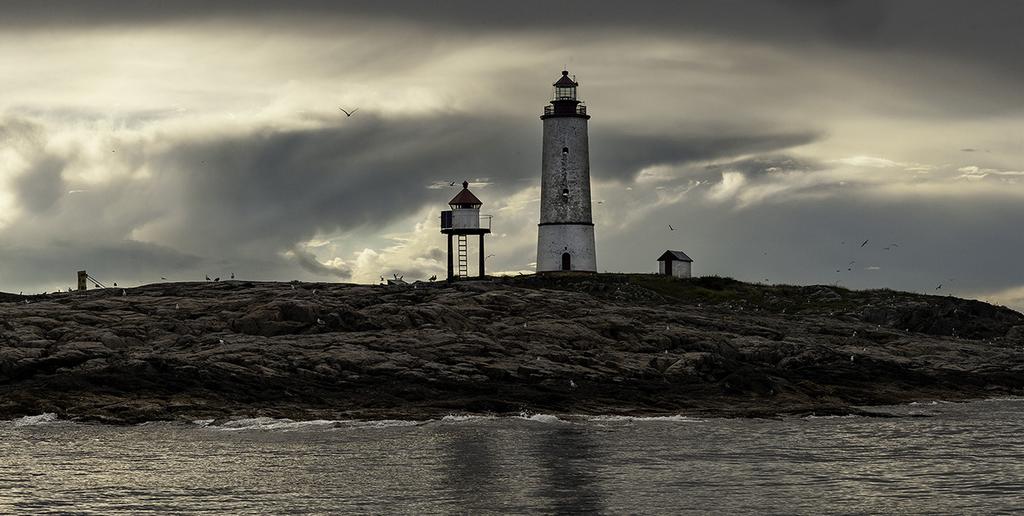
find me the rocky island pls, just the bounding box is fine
[1,274,1022,424]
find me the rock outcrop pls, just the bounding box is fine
[1,275,1022,424]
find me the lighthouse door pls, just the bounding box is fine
[561,252,571,271]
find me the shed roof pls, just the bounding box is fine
[449,182,482,206]
[657,250,693,262]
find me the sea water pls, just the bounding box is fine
[1,399,1022,514]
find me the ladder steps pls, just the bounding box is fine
[457,235,469,277]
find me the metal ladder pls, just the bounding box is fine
[457,235,468,277]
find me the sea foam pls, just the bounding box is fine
[199,417,424,431]
[11,413,60,426]
[516,413,568,424]
[211,417,339,431]
[584,415,707,423]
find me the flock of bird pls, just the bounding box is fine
[204,273,235,282]
[666,224,953,292]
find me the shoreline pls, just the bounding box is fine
[6,396,1023,428]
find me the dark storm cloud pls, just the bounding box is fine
[704,154,822,177]
[1,117,67,213]
[289,247,351,279]
[0,240,202,291]
[592,131,821,181]
[4,1,1022,78]
[13,154,66,213]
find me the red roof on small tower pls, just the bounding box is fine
[449,181,482,206]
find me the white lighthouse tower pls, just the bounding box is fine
[536,70,597,273]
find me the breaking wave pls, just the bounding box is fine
[10,413,60,426]
[198,417,424,431]
[516,413,568,424]
[584,415,707,423]
[440,414,495,423]
[207,417,341,431]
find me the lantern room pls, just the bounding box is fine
[553,70,578,101]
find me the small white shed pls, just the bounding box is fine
[657,250,693,278]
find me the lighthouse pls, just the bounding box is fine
[536,70,597,273]
[440,181,491,280]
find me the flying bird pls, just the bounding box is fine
[214,277,220,282]
[860,239,869,247]
[339,107,359,117]
[668,224,676,231]
[230,273,235,280]
[205,275,211,281]
[449,181,456,187]
[429,275,437,282]
[935,284,943,290]
[161,277,167,280]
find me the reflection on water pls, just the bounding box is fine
[533,426,604,513]
[2,401,1024,514]
[442,426,500,512]
[440,421,605,513]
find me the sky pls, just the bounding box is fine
[0,1,1022,310]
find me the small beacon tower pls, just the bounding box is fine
[537,70,597,273]
[441,181,491,280]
